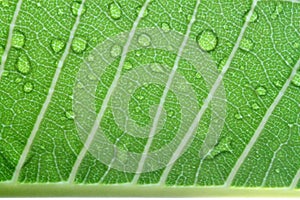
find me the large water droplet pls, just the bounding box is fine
[65,110,75,119]
[197,30,218,51]
[138,33,151,47]
[51,39,65,53]
[240,37,254,51]
[256,86,267,96]
[16,54,31,74]
[12,31,25,49]
[71,1,86,16]
[72,37,87,53]
[23,82,33,93]
[161,22,171,32]
[110,44,121,57]
[292,72,300,87]
[109,2,121,20]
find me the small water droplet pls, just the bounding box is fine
[71,1,86,16]
[292,72,300,87]
[138,33,151,47]
[37,2,41,7]
[23,82,33,93]
[275,168,280,173]
[110,44,121,57]
[15,77,22,83]
[245,10,258,23]
[72,37,87,53]
[240,37,254,51]
[274,80,282,87]
[150,63,164,73]
[161,22,171,32]
[65,110,75,119]
[123,61,133,70]
[234,113,243,120]
[12,30,25,49]
[136,6,148,18]
[109,2,121,20]
[256,86,267,96]
[271,3,283,19]
[16,54,31,75]
[251,103,259,110]
[197,30,218,51]
[51,39,65,53]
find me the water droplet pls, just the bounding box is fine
[51,39,65,53]
[292,72,300,87]
[206,137,232,159]
[136,6,148,18]
[12,31,25,49]
[123,61,133,70]
[251,103,259,110]
[109,2,121,20]
[37,2,41,7]
[271,3,283,19]
[15,77,22,83]
[150,63,164,73]
[161,22,171,32]
[234,113,243,120]
[65,110,75,119]
[23,82,33,93]
[110,44,121,57]
[71,1,86,16]
[245,10,258,23]
[16,54,31,74]
[256,86,267,96]
[197,30,218,51]
[72,37,87,53]
[274,80,282,87]
[240,37,254,51]
[275,168,280,173]
[138,33,151,47]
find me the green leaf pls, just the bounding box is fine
[0,0,300,196]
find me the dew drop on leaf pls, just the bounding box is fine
[161,22,171,32]
[72,37,87,53]
[23,82,33,93]
[256,86,267,96]
[240,37,254,51]
[138,33,151,47]
[109,2,121,20]
[51,39,65,53]
[110,44,121,57]
[12,30,25,49]
[234,113,243,120]
[71,1,86,16]
[16,54,31,75]
[251,103,260,110]
[123,61,133,70]
[197,30,217,51]
[65,110,75,119]
[292,72,300,87]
